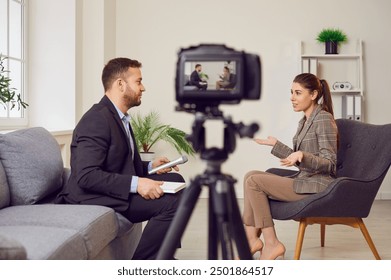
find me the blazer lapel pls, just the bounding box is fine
[293,118,305,151]
[99,96,131,150]
[99,95,144,175]
[295,105,322,150]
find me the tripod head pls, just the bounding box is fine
[185,106,259,165]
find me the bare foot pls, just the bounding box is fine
[259,242,285,260]
[250,239,264,255]
[235,239,263,260]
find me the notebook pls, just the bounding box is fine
[161,181,186,193]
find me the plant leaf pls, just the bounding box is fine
[130,110,195,155]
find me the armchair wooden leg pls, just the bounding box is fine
[294,219,307,260]
[356,218,381,260]
[320,223,326,247]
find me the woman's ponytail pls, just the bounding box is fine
[319,79,334,117]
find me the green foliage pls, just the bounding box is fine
[316,28,348,44]
[199,72,209,80]
[130,111,195,155]
[0,55,28,110]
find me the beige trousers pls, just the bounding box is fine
[242,170,309,229]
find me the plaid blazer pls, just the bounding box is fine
[271,106,338,194]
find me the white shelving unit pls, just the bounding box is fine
[300,40,364,121]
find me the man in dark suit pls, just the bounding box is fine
[57,58,184,260]
[190,64,207,90]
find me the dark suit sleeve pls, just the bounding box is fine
[190,71,200,86]
[73,111,131,200]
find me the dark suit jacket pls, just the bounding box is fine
[271,106,338,194]
[58,95,149,212]
[189,70,202,88]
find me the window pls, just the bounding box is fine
[0,0,27,128]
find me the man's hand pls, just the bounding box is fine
[137,178,164,200]
[254,136,277,147]
[280,151,303,167]
[151,157,179,174]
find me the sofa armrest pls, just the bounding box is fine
[0,234,27,260]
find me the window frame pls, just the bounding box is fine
[0,0,28,129]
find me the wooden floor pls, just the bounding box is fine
[173,198,391,260]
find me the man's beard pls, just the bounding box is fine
[123,88,141,108]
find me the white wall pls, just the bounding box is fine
[115,0,391,198]
[75,0,117,120]
[28,0,76,131]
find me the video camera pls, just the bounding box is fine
[175,44,261,114]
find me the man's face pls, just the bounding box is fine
[122,67,145,108]
[196,66,202,72]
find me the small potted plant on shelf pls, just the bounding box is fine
[316,28,348,54]
[130,111,195,161]
[0,55,28,110]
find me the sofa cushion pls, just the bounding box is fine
[0,162,10,209]
[0,226,86,260]
[0,127,64,205]
[0,233,27,259]
[0,204,119,259]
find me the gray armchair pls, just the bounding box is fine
[267,119,391,259]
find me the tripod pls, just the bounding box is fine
[156,110,259,260]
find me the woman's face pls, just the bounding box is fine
[290,82,316,114]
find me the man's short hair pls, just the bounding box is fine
[102,57,142,92]
[195,64,201,69]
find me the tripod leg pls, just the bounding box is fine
[156,178,203,260]
[210,179,236,259]
[209,178,253,260]
[208,190,219,260]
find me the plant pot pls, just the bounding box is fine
[140,152,155,161]
[325,41,338,54]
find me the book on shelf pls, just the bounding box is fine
[161,181,186,194]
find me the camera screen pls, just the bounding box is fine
[183,61,239,94]
[175,44,261,112]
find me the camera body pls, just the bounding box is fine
[175,44,261,113]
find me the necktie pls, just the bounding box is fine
[122,116,135,160]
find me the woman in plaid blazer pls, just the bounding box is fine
[242,73,338,260]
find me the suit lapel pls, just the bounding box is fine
[293,118,305,151]
[99,96,131,150]
[295,105,322,150]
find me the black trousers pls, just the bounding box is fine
[120,172,184,260]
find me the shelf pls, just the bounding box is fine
[331,90,362,95]
[300,40,364,121]
[302,54,361,59]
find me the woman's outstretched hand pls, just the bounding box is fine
[254,136,277,147]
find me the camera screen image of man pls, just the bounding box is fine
[190,64,208,90]
[56,57,185,260]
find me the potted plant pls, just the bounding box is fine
[130,111,195,161]
[199,72,209,82]
[0,55,28,110]
[316,28,348,54]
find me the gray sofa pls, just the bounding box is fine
[0,127,142,259]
